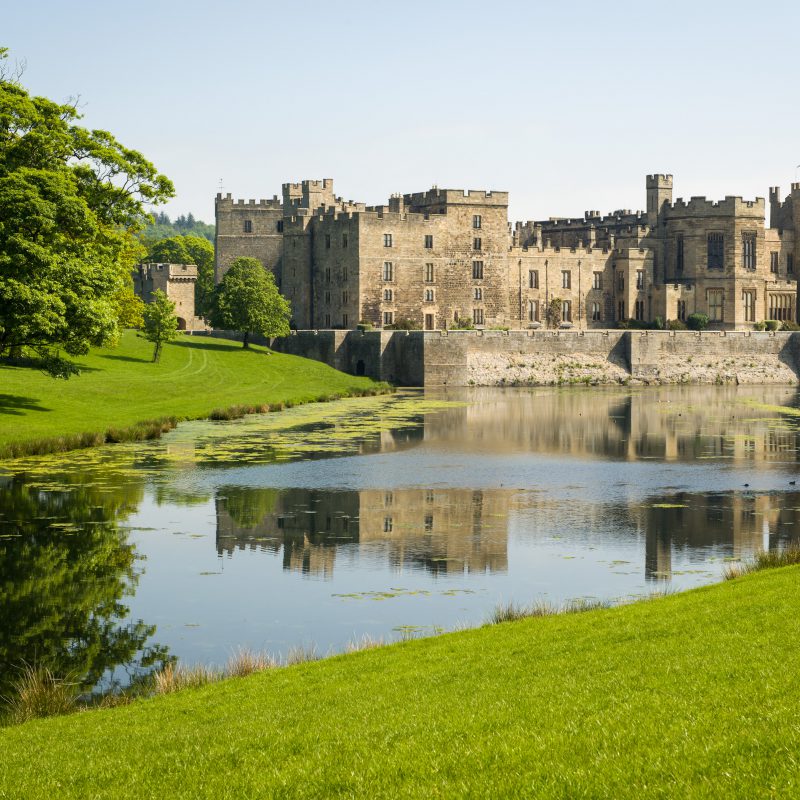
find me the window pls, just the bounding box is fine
[676,234,684,272]
[789,253,795,274]
[384,288,393,301]
[768,294,794,321]
[342,267,348,282]
[707,233,724,270]
[325,267,331,283]
[383,233,393,247]
[636,270,644,290]
[342,313,348,327]
[561,270,571,289]
[324,291,331,304]
[634,299,645,320]
[677,300,686,321]
[383,311,394,326]
[424,289,435,302]
[708,289,724,322]
[562,300,572,321]
[425,314,434,331]
[472,261,484,279]
[529,270,539,289]
[277,220,284,233]
[383,516,393,533]
[591,301,601,321]
[618,300,625,320]
[743,290,755,322]
[342,290,349,304]
[528,300,539,322]
[243,219,253,233]
[771,251,779,273]
[424,234,433,249]
[473,237,482,251]
[325,234,331,249]
[742,232,756,270]
[473,214,482,229]
[342,233,348,248]
[425,263,435,282]
[473,308,484,325]
[324,313,331,327]
[383,261,393,281]
[592,272,602,290]
[424,514,433,532]
[474,287,483,300]
[617,272,624,291]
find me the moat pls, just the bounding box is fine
[2,385,800,693]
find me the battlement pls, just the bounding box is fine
[667,195,765,216]
[282,178,335,193]
[792,183,800,193]
[646,174,673,187]
[403,187,509,208]
[136,263,198,280]
[215,193,282,210]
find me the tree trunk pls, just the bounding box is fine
[242,331,249,349]
[153,342,161,363]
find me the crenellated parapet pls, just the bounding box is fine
[403,187,509,209]
[215,192,283,210]
[666,195,765,218]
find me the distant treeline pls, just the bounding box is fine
[141,211,214,244]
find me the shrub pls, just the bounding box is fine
[449,317,475,330]
[753,321,767,331]
[653,316,665,330]
[781,321,800,331]
[385,318,421,331]
[686,313,709,331]
[666,319,687,330]
[765,320,780,332]
[356,321,374,332]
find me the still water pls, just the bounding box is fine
[2,386,800,692]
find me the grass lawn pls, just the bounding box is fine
[1,567,799,798]
[0,331,382,456]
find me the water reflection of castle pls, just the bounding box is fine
[214,486,800,582]
[430,386,800,463]
[215,488,512,578]
[637,492,800,581]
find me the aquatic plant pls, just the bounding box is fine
[1,665,78,725]
[723,544,800,580]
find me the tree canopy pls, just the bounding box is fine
[210,258,291,348]
[140,211,214,244]
[147,235,214,317]
[0,48,174,376]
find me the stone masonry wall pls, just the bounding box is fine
[264,330,800,387]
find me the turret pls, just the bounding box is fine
[646,174,673,227]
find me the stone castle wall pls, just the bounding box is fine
[263,329,800,387]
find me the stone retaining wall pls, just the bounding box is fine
[203,329,800,387]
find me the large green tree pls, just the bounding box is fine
[147,235,215,317]
[210,257,291,348]
[0,48,173,376]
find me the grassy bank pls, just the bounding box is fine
[0,331,386,458]
[1,568,799,798]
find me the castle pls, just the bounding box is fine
[132,262,206,331]
[215,175,799,331]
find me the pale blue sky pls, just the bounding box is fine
[5,0,799,223]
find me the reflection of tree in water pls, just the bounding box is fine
[0,478,170,697]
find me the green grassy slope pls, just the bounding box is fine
[2,568,799,799]
[0,332,381,453]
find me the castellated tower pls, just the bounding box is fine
[646,174,673,227]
